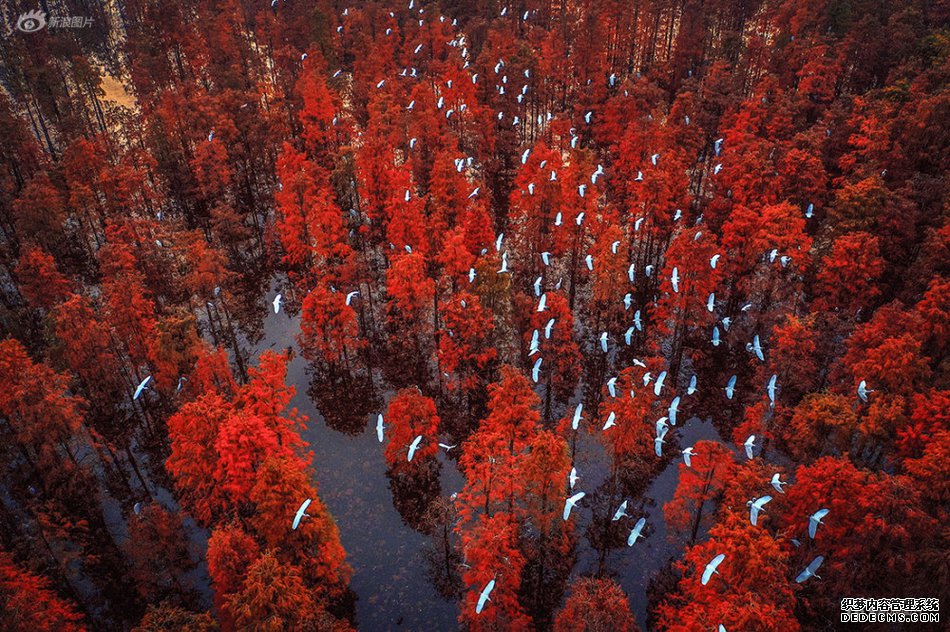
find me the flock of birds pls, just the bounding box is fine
[153,0,880,622]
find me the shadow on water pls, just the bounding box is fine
[249,278,724,630]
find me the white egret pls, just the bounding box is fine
[624,326,635,346]
[528,329,540,356]
[345,291,359,306]
[603,411,616,430]
[744,435,757,460]
[633,310,643,331]
[770,473,787,494]
[654,435,665,457]
[476,579,495,614]
[600,331,608,353]
[569,467,579,488]
[585,254,594,271]
[668,396,680,426]
[407,435,424,462]
[707,293,716,312]
[724,375,736,399]
[682,446,696,468]
[273,293,283,313]
[612,500,629,521]
[133,375,152,400]
[857,380,873,402]
[795,556,824,583]
[563,491,585,520]
[767,374,778,406]
[653,371,667,396]
[748,495,772,526]
[702,553,726,585]
[687,374,698,395]
[711,326,721,347]
[572,403,583,430]
[544,318,555,339]
[536,293,547,312]
[808,508,829,539]
[747,334,765,362]
[628,517,647,546]
[710,253,720,268]
[532,358,542,383]
[607,377,617,398]
[292,499,312,530]
[671,267,680,293]
[540,251,550,266]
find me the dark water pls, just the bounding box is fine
[252,284,723,631]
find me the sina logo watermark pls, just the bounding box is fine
[16,9,46,32]
[5,8,93,34]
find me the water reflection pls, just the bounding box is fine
[242,276,725,630]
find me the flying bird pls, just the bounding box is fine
[572,403,583,430]
[133,375,152,401]
[407,435,424,462]
[747,495,773,526]
[563,491,585,520]
[532,357,542,383]
[795,556,824,583]
[744,435,757,460]
[808,508,829,539]
[724,374,736,399]
[292,499,312,530]
[771,473,788,494]
[376,414,386,442]
[476,579,495,614]
[612,500,629,521]
[857,380,873,402]
[682,446,696,468]
[628,517,647,546]
[702,554,726,585]
[273,293,283,313]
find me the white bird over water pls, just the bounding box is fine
[612,500,629,521]
[569,467,579,488]
[628,517,647,546]
[563,491,585,520]
[682,446,696,468]
[532,357,542,383]
[600,331,608,353]
[292,498,312,530]
[572,403,583,430]
[702,553,726,585]
[273,293,283,313]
